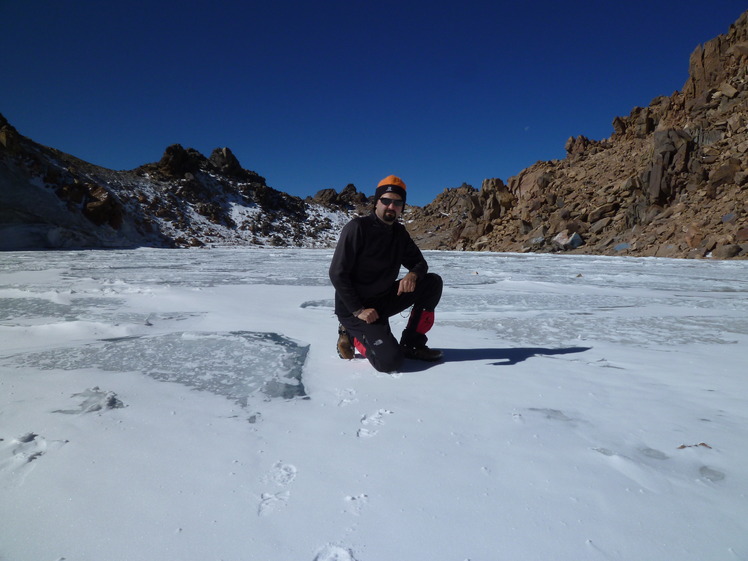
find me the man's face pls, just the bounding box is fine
[375,194,404,224]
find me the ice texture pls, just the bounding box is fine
[4,330,307,402]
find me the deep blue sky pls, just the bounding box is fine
[2,1,745,206]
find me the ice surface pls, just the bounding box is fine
[3,330,308,403]
[1,248,746,400]
[1,248,747,561]
[0,249,317,403]
[0,247,334,288]
[434,252,748,346]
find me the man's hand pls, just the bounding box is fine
[357,308,379,324]
[397,272,418,295]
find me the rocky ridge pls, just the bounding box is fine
[404,10,748,259]
[0,117,348,250]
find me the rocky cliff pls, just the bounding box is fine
[0,116,348,250]
[406,10,748,259]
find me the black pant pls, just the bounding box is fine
[338,273,443,372]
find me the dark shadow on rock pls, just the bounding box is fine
[441,346,592,366]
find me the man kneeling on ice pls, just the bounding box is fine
[329,174,443,372]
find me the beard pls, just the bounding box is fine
[381,209,397,223]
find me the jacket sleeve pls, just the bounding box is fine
[329,220,364,314]
[402,230,428,279]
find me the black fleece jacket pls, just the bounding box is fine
[329,212,428,317]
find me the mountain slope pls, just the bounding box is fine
[0,117,351,250]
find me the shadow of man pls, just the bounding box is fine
[444,346,591,365]
[401,346,591,371]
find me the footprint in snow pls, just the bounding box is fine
[257,461,297,516]
[258,491,291,516]
[336,388,358,407]
[0,433,67,484]
[528,407,575,423]
[591,447,672,493]
[357,409,393,438]
[344,493,369,516]
[527,407,593,430]
[699,466,725,482]
[313,544,358,561]
[268,461,297,486]
[639,447,669,460]
[594,446,670,462]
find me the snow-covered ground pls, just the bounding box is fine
[1,248,746,561]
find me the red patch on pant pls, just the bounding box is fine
[415,311,434,334]
[353,337,367,358]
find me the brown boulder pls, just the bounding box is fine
[589,202,619,223]
[565,135,592,157]
[590,217,613,235]
[612,116,627,136]
[684,223,705,248]
[647,129,693,204]
[631,107,655,136]
[710,244,743,259]
[709,161,742,188]
[482,194,503,221]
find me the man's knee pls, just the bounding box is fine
[369,348,403,373]
[345,322,402,372]
[365,336,403,372]
[418,273,443,309]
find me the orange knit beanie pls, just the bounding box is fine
[375,175,407,203]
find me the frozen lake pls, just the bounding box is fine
[1,248,747,561]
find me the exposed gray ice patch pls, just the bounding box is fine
[0,298,72,322]
[0,290,202,327]
[4,331,308,404]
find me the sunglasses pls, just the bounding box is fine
[379,197,404,208]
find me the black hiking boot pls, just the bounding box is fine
[337,324,354,360]
[401,344,443,362]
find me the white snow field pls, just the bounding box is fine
[1,248,746,561]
